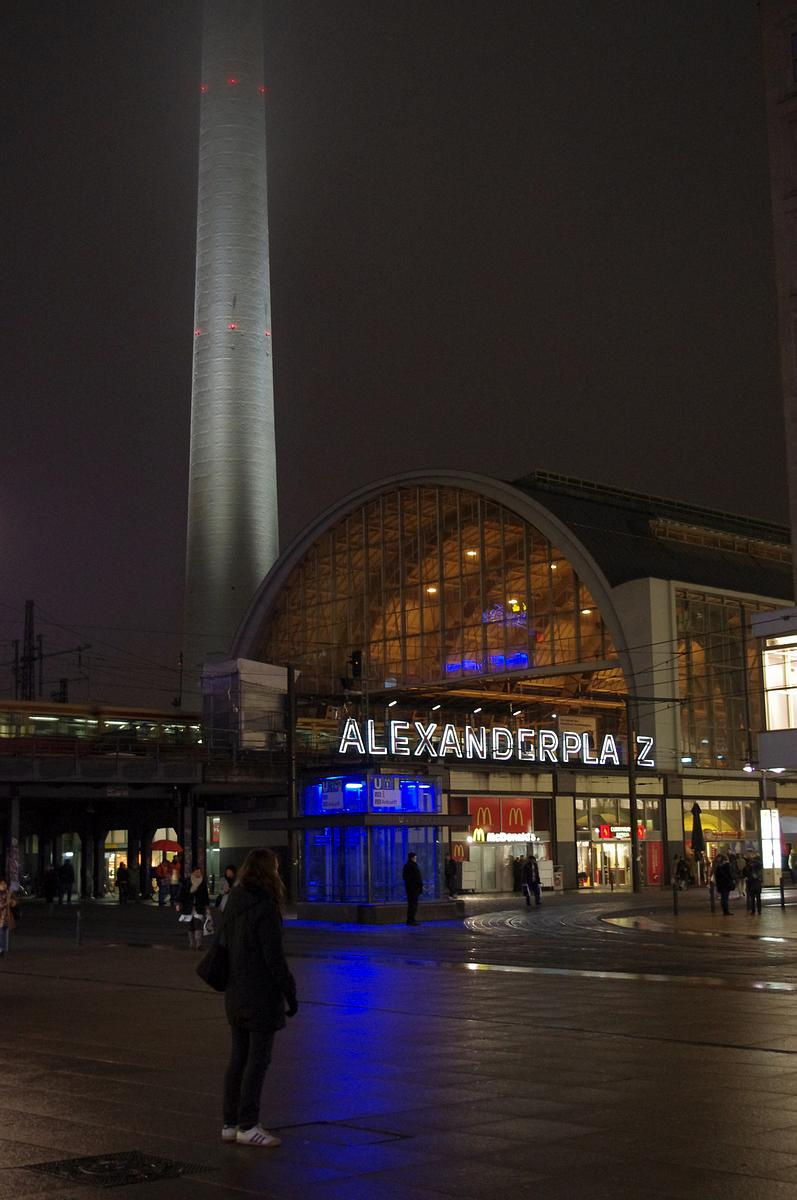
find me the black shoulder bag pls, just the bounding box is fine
[196,922,229,992]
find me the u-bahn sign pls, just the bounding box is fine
[337,718,655,769]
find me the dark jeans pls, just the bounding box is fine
[405,892,420,924]
[748,888,762,914]
[223,1026,274,1129]
[524,883,541,906]
[718,888,731,914]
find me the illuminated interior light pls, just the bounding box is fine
[770,767,786,774]
[512,709,522,717]
[581,608,592,615]
[387,699,398,708]
[426,585,438,595]
[743,762,755,773]
[681,755,693,764]
[465,549,478,558]
[431,703,441,711]
[507,598,518,606]
[227,77,239,86]
[550,563,557,571]
[472,707,482,715]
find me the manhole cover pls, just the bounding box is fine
[25,1150,207,1189]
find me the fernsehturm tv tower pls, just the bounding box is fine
[183,0,278,678]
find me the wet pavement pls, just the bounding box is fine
[4,888,797,1197]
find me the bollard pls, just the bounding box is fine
[672,882,679,915]
[75,910,82,947]
[709,882,715,913]
[781,875,786,910]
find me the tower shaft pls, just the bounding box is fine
[184,0,278,676]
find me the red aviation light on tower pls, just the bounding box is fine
[227,77,239,87]
[199,83,209,94]
[258,85,268,95]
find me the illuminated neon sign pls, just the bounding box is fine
[337,718,655,768]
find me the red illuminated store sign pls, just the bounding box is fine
[468,797,531,836]
[598,823,646,841]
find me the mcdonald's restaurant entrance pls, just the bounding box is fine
[453,795,553,893]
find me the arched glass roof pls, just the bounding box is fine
[241,480,626,697]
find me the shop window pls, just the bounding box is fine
[763,636,797,730]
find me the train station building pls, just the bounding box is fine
[2,470,795,911]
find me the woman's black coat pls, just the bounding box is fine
[176,878,209,914]
[221,884,297,1032]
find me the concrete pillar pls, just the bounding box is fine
[81,824,94,899]
[5,791,20,886]
[94,830,107,898]
[127,825,142,899]
[194,804,206,877]
[180,793,193,876]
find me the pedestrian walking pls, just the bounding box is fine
[744,854,764,915]
[0,880,17,956]
[521,853,542,907]
[116,861,130,904]
[57,858,74,905]
[402,852,423,925]
[155,858,170,906]
[169,857,182,905]
[444,854,457,899]
[217,864,237,912]
[789,844,797,885]
[713,854,735,916]
[176,868,210,948]
[220,847,297,1147]
[42,865,57,910]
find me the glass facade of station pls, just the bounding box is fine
[255,484,622,694]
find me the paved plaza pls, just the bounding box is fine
[4,888,797,1198]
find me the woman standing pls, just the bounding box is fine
[175,868,210,948]
[221,848,297,1147]
[0,879,17,956]
[218,864,237,912]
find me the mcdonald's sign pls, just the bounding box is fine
[451,842,467,861]
[501,798,531,833]
[472,826,486,842]
[468,797,500,833]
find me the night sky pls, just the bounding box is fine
[1,1,785,707]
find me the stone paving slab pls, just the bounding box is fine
[4,900,797,1196]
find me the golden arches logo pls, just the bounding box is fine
[506,806,525,831]
[474,806,493,828]
[451,843,466,860]
[472,826,486,843]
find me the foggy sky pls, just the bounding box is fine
[1,1,785,707]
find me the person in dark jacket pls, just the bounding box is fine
[444,855,457,899]
[221,847,297,1148]
[744,854,764,915]
[402,852,423,925]
[58,858,74,905]
[175,868,210,948]
[521,854,541,907]
[713,854,735,916]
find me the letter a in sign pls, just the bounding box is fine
[338,718,365,755]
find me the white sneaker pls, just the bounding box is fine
[235,1125,281,1148]
[221,1125,237,1142]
